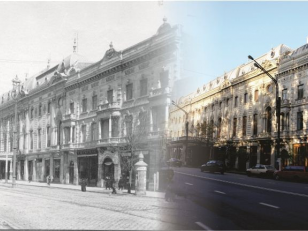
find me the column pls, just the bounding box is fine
[33,159,37,181]
[109,115,112,138]
[17,161,21,180]
[165,104,169,130]
[70,127,73,143]
[5,155,8,182]
[42,158,45,182]
[65,153,69,184]
[98,119,102,141]
[73,156,79,185]
[60,154,64,183]
[50,155,54,178]
[9,160,12,180]
[24,158,28,181]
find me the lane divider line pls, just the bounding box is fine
[259,202,279,209]
[195,221,213,231]
[174,171,308,198]
[185,182,193,186]
[214,190,226,195]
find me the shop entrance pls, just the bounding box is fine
[103,158,114,179]
[53,159,60,183]
[78,155,98,186]
[45,159,50,180]
[69,161,74,184]
[0,161,5,179]
[28,161,33,179]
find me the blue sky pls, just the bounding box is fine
[164,1,308,93]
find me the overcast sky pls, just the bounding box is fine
[0,1,166,94]
[2,1,308,96]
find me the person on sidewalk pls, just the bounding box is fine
[111,177,117,194]
[28,175,32,183]
[47,175,52,186]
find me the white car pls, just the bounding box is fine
[246,164,275,177]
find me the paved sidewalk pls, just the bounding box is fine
[0,179,165,199]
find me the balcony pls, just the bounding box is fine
[281,99,290,105]
[63,113,77,121]
[98,102,121,111]
[98,137,122,144]
[149,87,170,99]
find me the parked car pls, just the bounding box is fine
[274,165,308,181]
[166,158,183,167]
[246,164,275,177]
[200,160,226,174]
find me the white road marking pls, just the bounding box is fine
[195,221,213,231]
[174,171,308,198]
[214,190,226,194]
[185,182,193,186]
[259,202,280,209]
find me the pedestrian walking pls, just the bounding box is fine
[111,177,117,194]
[28,175,32,183]
[47,175,52,186]
[118,176,124,190]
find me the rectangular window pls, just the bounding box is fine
[242,116,247,136]
[39,105,42,117]
[72,126,75,143]
[70,102,74,114]
[107,90,113,104]
[81,125,86,142]
[23,133,26,150]
[281,113,285,131]
[255,90,259,102]
[233,118,237,137]
[101,119,109,139]
[160,70,169,88]
[244,93,248,104]
[298,85,304,100]
[140,78,148,96]
[126,84,133,100]
[234,96,238,107]
[47,126,51,147]
[253,114,258,135]
[297,111,303,130]
[38,129,41,149]
[82,98,87,113]
[91,123,96,141]
[226,98,229,107]
[282,89,287,100]
[111,117,119,137]
[30,131,33,150]
[92,95,97,110]
[3,133,6,152]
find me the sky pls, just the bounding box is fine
[1,1,308,96]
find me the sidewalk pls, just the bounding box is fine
[0,179,165,199]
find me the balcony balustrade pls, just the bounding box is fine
[98,102,120,111]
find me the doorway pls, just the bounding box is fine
[69,161,74,184]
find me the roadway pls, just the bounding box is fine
[166,167,308,230]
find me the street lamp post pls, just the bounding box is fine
[248,55,281,167]
[171,100,189,166]
[11,75,21,188]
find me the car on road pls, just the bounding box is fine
[274,165,308,181]
[166,158,183,167]
[246,164,275,177]
[200,160,226,174]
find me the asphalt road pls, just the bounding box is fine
[168,167,308,230]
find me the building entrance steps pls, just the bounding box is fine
[0,179,165,199]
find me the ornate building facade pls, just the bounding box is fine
[0,19,182,190]
[167,44,302,170]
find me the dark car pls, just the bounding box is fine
[201,160,226,174]
[274,165,308,181]
[166,158,183,167]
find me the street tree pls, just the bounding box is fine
[120,111,149,193]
